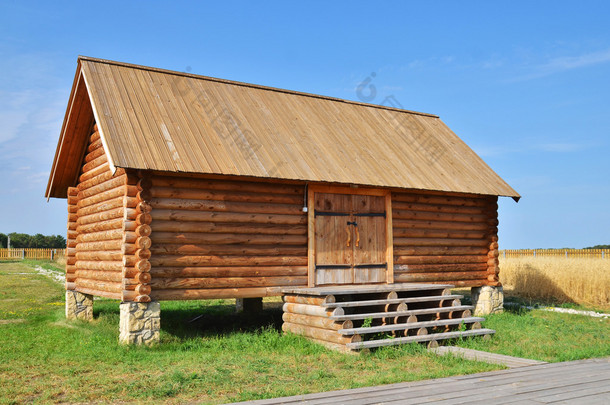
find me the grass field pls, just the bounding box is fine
[499,257,610,309]
[1,260,609,404]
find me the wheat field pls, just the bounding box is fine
[499,257,610,309]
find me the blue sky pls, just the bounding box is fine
[0,1,608,249]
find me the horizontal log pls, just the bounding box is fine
[123,232,137,244]
[78,187,125,210]
[65,281,75,290]
[150,276,307,289]
[124,196,138,208]
[394,255,488,265]
[81,153,108,174]
[77,218,124,234]
[86,138,103,153]
[75,269,123,283]
[152,176,304,196]
[132,272,152,284]
[68,195,79,206]
[392,229,487,240]
[282,322,360,345]
[67,230,78,240]
[75,260,123,272]
[78,197,124,216]
[76,226,123,244]
[66,257,77,266]
[149,197,303,216]
[391,192,488,207]
[77,286,122,301]
[66,264,76,274]
[135,248,151,260]
[76,239,122,252]
[392,246,488,256]
[150,287,283,300]
[67,222,77,231]
[150,232,307,246]
[135,225,152,237]
[152,220,306,235]
[67,213,78,223]
[135,284,151,296]
[67,240,77,249]
[77,170,115,193]
[75,250,122,261]
[393,210,488,223]
[393,219,489,232]
[68,187,79,197]
[135,260,151,272]
[151,209,306,225]
[135,213,152,225]
[136,201,152,214]
[78,207,132,226]
[394,263,489,272]
[122,243,137,255]
[75,278,122,294]
[283,303,343,317]
[394,271,489,282]
[68,204,78,214]
[66,274,77,283]
[149,255,308,267]
[394,237,489,247]
[283,294,335,306]
[150,266,308,278]
[84,143,106,163]
[135,237,151,249]
[392,201,489,215]
[79,162,110,183]
[282,313,353,331]
[150,186,303,205]
[149,244,306,256]
[137,177,152,190]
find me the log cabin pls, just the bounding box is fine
[46,57,519,347]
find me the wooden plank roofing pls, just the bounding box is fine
[46,56,520,199]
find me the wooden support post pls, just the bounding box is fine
[236,297,263,313]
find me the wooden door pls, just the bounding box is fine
[313,192,388,286]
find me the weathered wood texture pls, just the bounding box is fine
[391,192,499,287]
[148,174,309,301]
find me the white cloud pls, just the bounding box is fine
[511,47,610,81]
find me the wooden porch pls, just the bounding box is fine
[281,283,494,352]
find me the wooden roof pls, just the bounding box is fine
[46,56,519,199]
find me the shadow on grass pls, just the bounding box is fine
[93,299,284,340]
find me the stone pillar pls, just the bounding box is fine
[471,286,504,315]
[119,301,160,345]
[235,297,263,313]
[65,291,93,321]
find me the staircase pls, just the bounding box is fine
[281,284,495,352]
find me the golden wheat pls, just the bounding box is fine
[499,257,610,309]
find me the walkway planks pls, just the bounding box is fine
[429,346,548,368]
[227,357,610,404]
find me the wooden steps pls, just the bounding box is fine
[282,283,494,352]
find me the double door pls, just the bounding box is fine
[312,192,389,285]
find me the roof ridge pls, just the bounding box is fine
[77,55,439,119]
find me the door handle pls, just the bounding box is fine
[345,225,351,247]
[347,221,360,247]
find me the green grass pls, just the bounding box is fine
[1,261,609,404]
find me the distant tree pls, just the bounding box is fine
[1,233,66,248]
[585,244,610,249]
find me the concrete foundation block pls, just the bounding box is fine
[119,301,160,345]
[471,286,504,316]
[65,291,93,321]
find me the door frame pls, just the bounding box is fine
[307,185,394,287]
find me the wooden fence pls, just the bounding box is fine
[501,249,609,259]
[0,248,66,261]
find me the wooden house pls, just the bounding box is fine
[46,57,519,347]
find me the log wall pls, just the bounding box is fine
[67,124,152,301]
[391,192,499,287]
[147,175,309,301]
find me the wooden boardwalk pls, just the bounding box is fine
[229,357,610,404]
